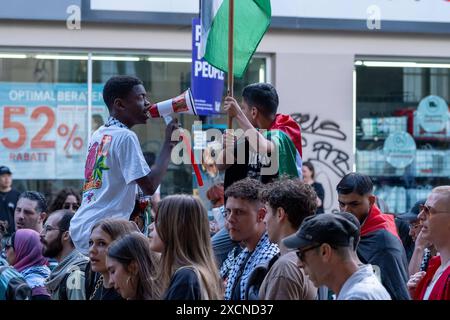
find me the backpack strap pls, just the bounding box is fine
[58,261,89,300]
[0,265,32,300]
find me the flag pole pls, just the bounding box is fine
[227,0,234,129]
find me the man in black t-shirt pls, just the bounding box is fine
[0,166,20,236]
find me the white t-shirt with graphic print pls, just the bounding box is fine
[70,125,150,254]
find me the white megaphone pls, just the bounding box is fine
[147,88,197,124]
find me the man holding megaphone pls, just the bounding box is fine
[70,75,179,255]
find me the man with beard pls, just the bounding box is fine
[336,173,410,300]
[41,210,88,300]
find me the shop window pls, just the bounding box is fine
[1,52,267,201]
[355,60,450,214]
[0,52,88,202]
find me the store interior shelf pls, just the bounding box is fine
[358,136,387,141]
[358,136,450,143]
[369,175,449,180]
[413,136,450,143]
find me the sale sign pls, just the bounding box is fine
[0,82,107,179]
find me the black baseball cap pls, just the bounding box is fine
[396,199,426,223]
[283,213,360,249]
[0,166,12,175]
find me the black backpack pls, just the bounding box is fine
[245,254,280,300]
[0,266,32,300]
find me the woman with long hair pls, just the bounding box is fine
[85,218,138,300]
[106,232,160,300]
[149,194,223,300]
[49,188,81,214]
[302,161,325,214]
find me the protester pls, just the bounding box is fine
[150,195,222,300]
[129,198,147,234]
[219,83,303,189]
[106,232,160,300]
[70,75,179,254]
[6,229,50,300]
[41,210,88,300]
[302,161,325,214]
[85,219,138,300]
[223,178,279,300]
[407,186,450,300]
[49,188,81,214]
[14,191,48,233]
[395,199,426,264]
[206,183,225,235]
[336,173,410,300]
[0,166,20,235]
[284,213,391,300]
[259,178,318,300]
[408,202,437,276]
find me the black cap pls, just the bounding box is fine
[283,213,360,249]
[0,166,12,175]
[396,199,426,223]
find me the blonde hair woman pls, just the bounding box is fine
[149,195,223,299]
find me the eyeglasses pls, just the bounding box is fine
[419,204,448,217]
[42,224,63,234]
[296,244,321,262]
[63,202,80,210]
[4,237,13,250]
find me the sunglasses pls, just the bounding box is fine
[296,244,321,262]
[63,202,80,210]
[419,204,448,217]
[4,233,14,250]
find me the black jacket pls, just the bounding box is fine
[357,229,410,300]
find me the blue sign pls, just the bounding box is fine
[191,18,225,116]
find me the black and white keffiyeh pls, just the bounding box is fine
[104,117,129,129]
[224,232,279,300]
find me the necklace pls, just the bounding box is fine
[89,275,104,300]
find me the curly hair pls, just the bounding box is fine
[260,178,317,229]
[103,75,143,110]
[224,178,263,202]
[49,188,81,213]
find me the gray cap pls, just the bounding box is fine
[283,213,360,249]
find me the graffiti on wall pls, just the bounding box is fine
[291,113,351,211]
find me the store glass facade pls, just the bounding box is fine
[355,59,450,214]
[0,50,267,200]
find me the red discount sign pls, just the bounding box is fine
[1,105,84,151]
[0,105,88,179]
[0,82,108,179]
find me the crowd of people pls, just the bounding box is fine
[0,76,448,301]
